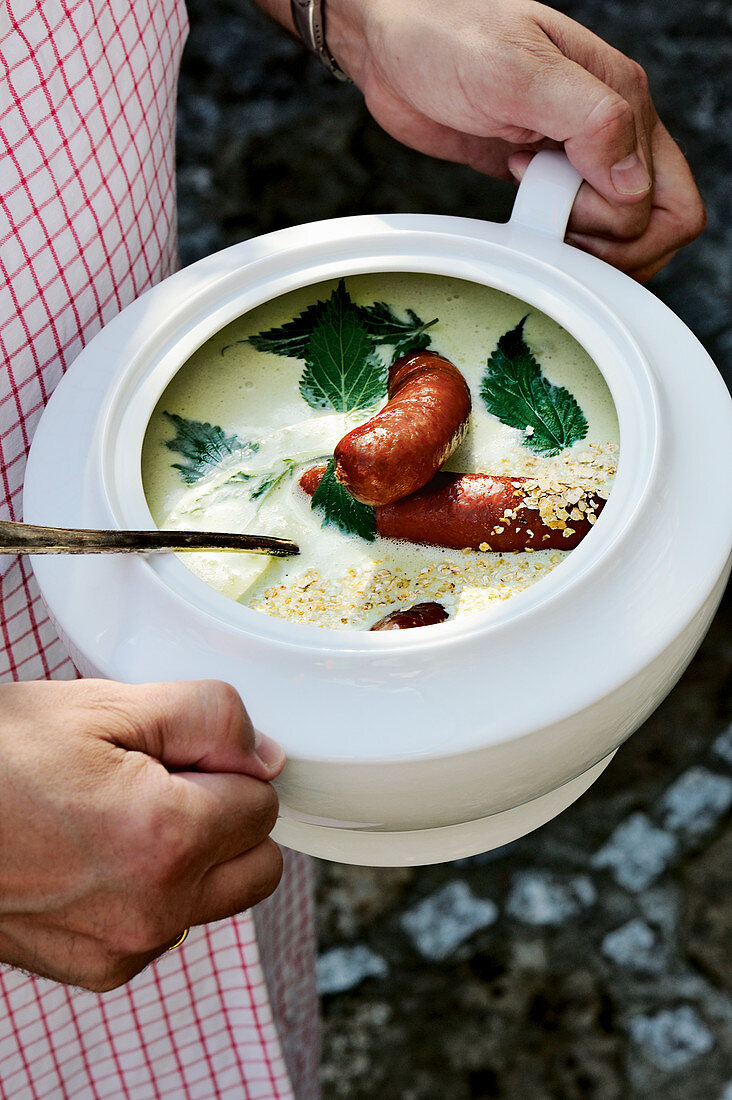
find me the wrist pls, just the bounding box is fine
[253,0,372,85]
[317,0,370,84]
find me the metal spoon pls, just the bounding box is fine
[0,520,299,556]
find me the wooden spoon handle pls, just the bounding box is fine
[0,521,299,557]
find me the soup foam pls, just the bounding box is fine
[142,273,619,630]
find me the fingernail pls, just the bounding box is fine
[254,729,285,769]
[610,152,651,195]
[507,156,528,183]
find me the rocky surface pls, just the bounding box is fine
[177,2,731,1096]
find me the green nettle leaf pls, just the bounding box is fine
[245,280,439,364]
[223,472,255,484]
[388,328,432,360]
[479,317,588,456]
[311,458,376,541]
[299,281,386,413]
[249,459,298,503]
[357,301,438,357]
[163,412,258,484]
[242,298,332,359]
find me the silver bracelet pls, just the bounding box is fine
[290,0,353,83]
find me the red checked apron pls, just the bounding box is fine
[0,2,319,1096]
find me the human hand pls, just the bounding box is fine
[0,679,284,991]
[328,0,705,280]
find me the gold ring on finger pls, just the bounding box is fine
[167,927,190,951]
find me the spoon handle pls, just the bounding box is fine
[0,521,299,557]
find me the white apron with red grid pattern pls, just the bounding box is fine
[0,2,319,1096]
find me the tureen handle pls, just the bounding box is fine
[509,150,583,241]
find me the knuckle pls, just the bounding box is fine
[257,783,280,836]
[205,679,252,742]
[263,841,284,898]
[679,199,707,243]
[587,91,636,144]
[611,202,650,240]
[241,779,280,843]
[249,840,284,907]
[623,58,650,99]
[207,678,243,713]
[151,822,191,884]
[126,798,192,885]
[265,841,285,892]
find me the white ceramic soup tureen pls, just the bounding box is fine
[24,153,732,866]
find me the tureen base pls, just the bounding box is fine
[271,750,616,866]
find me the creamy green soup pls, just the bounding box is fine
[142,273,618,629]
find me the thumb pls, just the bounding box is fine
[561,67,652,201]
[107,679,285,780]
[501,48,652,203]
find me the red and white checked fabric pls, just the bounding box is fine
[0,2,320,1097]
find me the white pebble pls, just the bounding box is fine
[659,766,732,838]
[592,812,678,892]
[628,1005,714,1071]
[316,944,388,996]
[505,869,596,926]
[400,881,497,961]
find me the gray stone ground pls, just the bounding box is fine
[176,2,732,1096]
